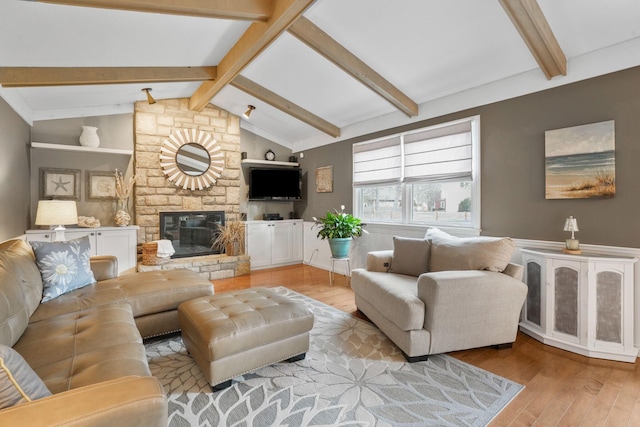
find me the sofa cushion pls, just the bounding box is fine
[0,240,44,347]
[351,269,424,331]
[30,268,213,324]
[14,304,149,394]
[390,237,430,277]
[0,344,51,409]
[30,236,96,302]
[425,227,515,272]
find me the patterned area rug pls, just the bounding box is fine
[146,287,523,426]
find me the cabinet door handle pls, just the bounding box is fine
[97,232,102,236]
[44,234,50,239]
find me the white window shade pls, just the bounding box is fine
[403,122,472,182]
[353,136,401,185]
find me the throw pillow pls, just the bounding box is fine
[389,236,431,277]
[30,235,96,302]
[425,227,515,272]
[0,345,51,409]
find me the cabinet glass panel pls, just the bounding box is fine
[596,271,622,343]
[554,267,578,337]
[526,261,541,326]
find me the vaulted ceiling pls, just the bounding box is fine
[1,0,639,152]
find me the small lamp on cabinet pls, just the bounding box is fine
[562,215,581,254]
[35,200,78,242]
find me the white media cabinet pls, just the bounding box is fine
[245,220,303,270]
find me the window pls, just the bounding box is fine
[353,116,480,229]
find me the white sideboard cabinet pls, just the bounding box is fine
[245,220,303,270]
[520,248,637,362]
[25,226,138,275]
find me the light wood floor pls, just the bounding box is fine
[213,264,640,426]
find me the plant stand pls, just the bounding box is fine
[329,257,351,287]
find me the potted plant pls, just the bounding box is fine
[211,221,245,256]
[313,205,366,258]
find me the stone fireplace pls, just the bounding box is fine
[133,99,248,278]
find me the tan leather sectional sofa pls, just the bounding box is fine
[0,239,214,426]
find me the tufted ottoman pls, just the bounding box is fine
[178,288,314,390]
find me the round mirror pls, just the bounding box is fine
[176,143,211,176]
[160,129,224,190]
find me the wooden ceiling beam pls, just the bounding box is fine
[231,74,340,137]
[0,66,216,87]
[33,0,274,21]
[288,17,418,117]
[189,0,316,111]
[499,0,567,79]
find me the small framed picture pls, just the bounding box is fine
[39,168,81,200]
[87,171,117,200]
[316,165,333,193]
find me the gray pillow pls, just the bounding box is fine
[30,235,96,302]
[425,227,515,272]
[390,236,431,277]
[0,344,51,409]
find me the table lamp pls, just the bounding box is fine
[563,215,581,254]
[35,200,78,242]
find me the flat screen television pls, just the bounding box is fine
[249,168,301,201]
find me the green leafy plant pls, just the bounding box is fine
[313,205,366,240]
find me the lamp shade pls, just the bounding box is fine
[563,216,579,232]
[35,200,78,226]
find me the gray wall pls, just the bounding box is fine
[30,114,134,227]
[299,66,640,248]
[0,97,31,240]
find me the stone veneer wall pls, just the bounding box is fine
[134,99,241,243]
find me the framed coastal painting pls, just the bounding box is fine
[39,168,81,200]
[87,171,117,200]
[545,120,615,199]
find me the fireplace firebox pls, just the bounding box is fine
[159,211,225,258]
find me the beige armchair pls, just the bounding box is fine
[351,230,528,362]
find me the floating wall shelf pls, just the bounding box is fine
[241,159,299,167]
[31,142,133,156]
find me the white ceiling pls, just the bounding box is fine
[2,0,640,152]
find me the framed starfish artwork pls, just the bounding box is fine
[39,168,81,201]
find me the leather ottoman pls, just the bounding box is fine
[178,288,314,390]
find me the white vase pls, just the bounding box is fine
[79,126,100,148]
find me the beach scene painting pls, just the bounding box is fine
[545,120,615,199]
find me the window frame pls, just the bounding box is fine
[353,115,481,232]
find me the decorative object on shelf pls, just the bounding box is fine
[34,200,78,242]
[241,151,247,160]
[114,169,135,227]
[142,88,156,104]
[289,156,298,163]
[315,165,333,193]
[545,120,615,199]
[86,171,117,200]
[242,105,255,120]
[313,205,366,258]
[39,167,81,201]
[77,216,100,228]
[563,215,581,254]
[211,221,245,256]
[79,125,100,148]
[264,149,275,161]
[160,128,224,190]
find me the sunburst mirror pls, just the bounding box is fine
[160,129,224,190]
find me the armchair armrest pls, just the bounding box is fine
[417,270,527,354]
[366,250,394,272]
[0,376,167,427]
[90,255,119,281]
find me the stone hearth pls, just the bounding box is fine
[138,253,250,280]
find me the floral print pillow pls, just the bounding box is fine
[30,235,96,302]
